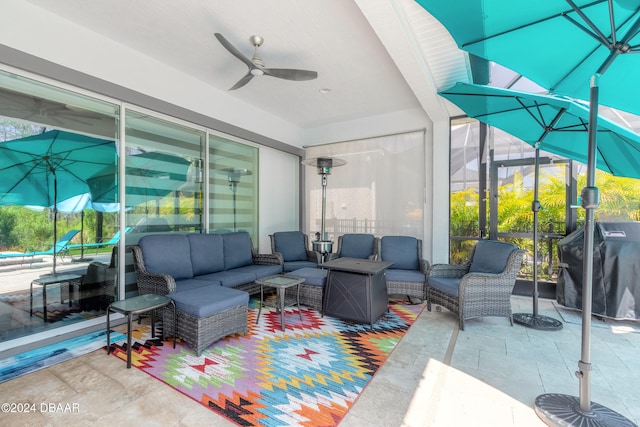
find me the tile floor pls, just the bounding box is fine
[0,295,638,426]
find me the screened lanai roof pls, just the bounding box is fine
[450,63,640,192]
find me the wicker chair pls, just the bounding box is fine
[426,240,524,330]
[270,231,322,272]
[327,233,377,261]
[377,236,430,302]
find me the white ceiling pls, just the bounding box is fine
[18,0,469,141]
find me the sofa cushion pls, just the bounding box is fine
[195,270,257,288]
[385,268,425,284]
[283,260,318,272]
[380,236,419,270]
[288,267,327,287]
[188,234,225,275]
[175,278,219,293]
[230,264,283,280]
[138,234,193,280]
[167,286,249,319]
[469,240,517,274]
[339,234,375,259]
[222,232,254,270]
[273,231,308,262]
[428,277,460,297]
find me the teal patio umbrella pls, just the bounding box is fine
[418,0,640,115]
[420,1,640,423]
[440,81,640,328]
[0,129,116,273]
[440,84,640,427]
[439,82,640,179]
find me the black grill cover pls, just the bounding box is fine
[556,221,640,320]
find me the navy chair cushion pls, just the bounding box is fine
[469,240,517,274]
[188,234,225,276]
[222,232,254,270]
[273,231,308,262]
[288,267,328,287]
[428,277,461,297]
[283,260,317,272]
[385,269,425,283]
[139,234,193,280]
[339,234,375,259]
[380,236,419,270]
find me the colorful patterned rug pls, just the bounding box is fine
[107,298,425,426]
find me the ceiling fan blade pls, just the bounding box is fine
[229,73,254,90]
[263,68,318,81]
[214,33,254,69]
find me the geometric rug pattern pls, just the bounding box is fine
[107,298,424,427]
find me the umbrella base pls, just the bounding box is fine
[513,313,563,331]
[535,393,636,427]
[72,257,93,263]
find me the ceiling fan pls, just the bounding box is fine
[214,33,318,90]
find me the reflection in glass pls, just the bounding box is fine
[123,110,204,235]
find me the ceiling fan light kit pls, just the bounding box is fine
[214,33,318,90]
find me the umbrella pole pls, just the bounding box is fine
[535,75,635,427]
[52,174,57,275]
[513,147,562,330]
[72,210,92,262]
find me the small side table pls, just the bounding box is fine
[30,273,82,323]
[106,294,176,369]
[255,275,304,331]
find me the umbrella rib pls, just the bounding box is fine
[461,0,603,48]
[564,0,612,48]
[0,149,53,204]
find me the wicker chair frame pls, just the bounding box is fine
[269,232,323,270]
[377,237,430,301]
[426,243,524,330]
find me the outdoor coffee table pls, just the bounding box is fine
[255,275,304,331]
[30,273,82,323]
[106,293,176,369]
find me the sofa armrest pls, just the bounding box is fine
[130,245,177,295]
[252,251,282,265]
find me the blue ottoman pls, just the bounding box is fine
[165,286,249,356]
[287,268,327,312]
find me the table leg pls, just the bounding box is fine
[171,301,176,349]
[256,285,264,324]
[151,309,156,338]
[30,281,33,317]
[297,284,302,321]
[106,305,112,355]
[278,287,285,331]
[126,313,133,369]
[43,285,47,323]
[66,281,72,307]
